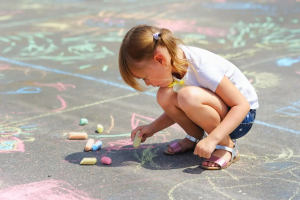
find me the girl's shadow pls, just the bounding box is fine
[65,140,205,174]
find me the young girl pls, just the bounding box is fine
[118,25,258,170]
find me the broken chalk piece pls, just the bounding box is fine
[92,141,102,151]
[79,118,88,126]
[80,158,97,165]
[133,132,142,148]
[68,132,88,140]
[84,139,95,151]
[101,157,112,165]
[96,124,103,133]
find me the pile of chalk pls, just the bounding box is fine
[67,118,112,165]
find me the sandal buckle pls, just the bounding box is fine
[185,135,200,143]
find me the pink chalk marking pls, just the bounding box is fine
[196,27,227,37]
[34,82,75,91]
[0,180,98,200]
[212,0,226,2]
[0,11,23,16]
[153,19,227,37]
[0,136,25,153]
[0,64,9,70]
[296,71,300,75]
[131,113,181,131]
[53,95,67,112]
[106,139,159,151]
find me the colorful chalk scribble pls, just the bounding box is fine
[0,125,36,153]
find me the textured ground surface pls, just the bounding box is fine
[0,0,299,199]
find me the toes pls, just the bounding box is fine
[167,147,173,153]
[205,162,220,168]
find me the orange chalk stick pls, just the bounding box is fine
[68,132,88,140]
[84,139,95,151]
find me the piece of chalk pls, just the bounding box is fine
[84,139,95,151]
[92,141,102,151]
[101,157,112,165]
[97,124,103,133]
[79,118,88,126]
[68,132,88,140]
[133,132,142,148]
[80,158,97,165]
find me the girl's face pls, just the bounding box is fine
[131,47,174,88]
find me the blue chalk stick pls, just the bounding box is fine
[92,141,102,151]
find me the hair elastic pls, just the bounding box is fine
[153,32,161,40]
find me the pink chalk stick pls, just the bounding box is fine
[101,157,112,165]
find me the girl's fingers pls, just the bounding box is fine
[131,127,141,140]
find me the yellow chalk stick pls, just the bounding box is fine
[80,158,97,165]
[84,139,95,151]
[68,132,88,140]
[97,124,104,133]
[133,132,142,148]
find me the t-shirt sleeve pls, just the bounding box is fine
[197,59,228,92]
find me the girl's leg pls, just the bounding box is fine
[177,86,234,167]
[157,87,204,152]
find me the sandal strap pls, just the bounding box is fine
[168,141,182,153]
[185,135,200,143]
[215,144,238,163]
[204,156,227,168]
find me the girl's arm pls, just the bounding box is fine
[208,76,250,143]
[150,112,175,133]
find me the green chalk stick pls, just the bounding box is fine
[79,118,88,126]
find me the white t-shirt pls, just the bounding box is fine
[176,45,259,109]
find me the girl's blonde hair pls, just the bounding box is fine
[118,25,191,91]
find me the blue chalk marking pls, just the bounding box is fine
[0,141,16,150]
[202,2,273,11]
[264,162,293,171]
[255,120,300,134]
[19,125,37,128]
[0,87,41,94]
[0,57,155,97]
[92,141,102,151]
[276,106,300,116]
[276,57,300,67]
[0,57,299,135]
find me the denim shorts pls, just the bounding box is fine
[229,109,256,139]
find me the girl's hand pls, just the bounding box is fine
[131,124,155,143]
[193,137,217,159]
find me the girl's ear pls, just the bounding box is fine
[154,53,167,66]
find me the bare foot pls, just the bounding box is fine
[167,137,196,153]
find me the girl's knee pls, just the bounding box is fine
[177,86,205,109]
[157,87,176,108]
[177,86,228,120]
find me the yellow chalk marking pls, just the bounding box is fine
[106,115,114,133]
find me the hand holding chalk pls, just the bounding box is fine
[131,125,155,147]
[133,131,142,148]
